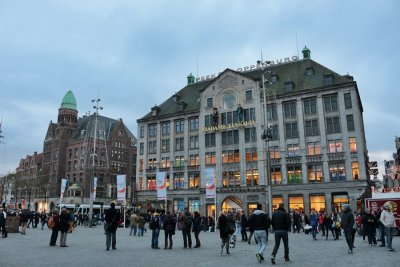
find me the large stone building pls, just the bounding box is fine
[136,47,369,216]
[39,91,137,210]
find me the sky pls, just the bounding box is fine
[0,0,399,178]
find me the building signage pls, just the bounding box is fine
[195,56,299,83]
[202,120,256,133]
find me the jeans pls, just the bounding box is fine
[164,230,173,248]
[182,228,192,248]
[254,230,267,257]
[241,226,248,241]
[130,225,137,236]
[385,226,395,250]
[271,230,289,260]
[138,227,144,236]
[312,225,317,239]
[50,229,58,245]
[60,232,68,246]
[379,224,386,246]
[151,228,160,248]
[106,230,116,249]
[344,229,354,251]
[194,229,201,247]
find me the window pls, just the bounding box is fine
[222,171,240,187]
[244,127,257,142]
[305,119,319,136]
[307,142,321,155]
[267,104,277,121]
[174,174,184,190]
[189,173,200,188]
[148,124,157,137]
[328,139,343,153]
[189,135,199,149]
[206,98,213,108]
[283,101,296,118]
[148,158,157,169]
[221,130,239,145]
[287,165,302,184]
[222,150,240,163]
[161,122,170,136]
[189,154,199,166]
[349,137,357,152]
[205,133,216,147]
[305,67,315,75]
[308,164,323,182]
[161,139,170,153]
[139,143,144,155]
[160,157,170,168]
[223,95,236,109]
[346,115,355,131]
[147,177,156,190]
[271,167,282,184]
[221,111,237,125]
[140,126,144,138]
[148,141,156,154]
[174,155,185,167]
[245,90,252,101]
[205,152,216,165]
[324,94,338,112]
[287,144,300,157]
[344,93,352,109]
[269,146,281,159]
[352,162,359,180]
[139,159,144,171]
[175,120,184,133]
[175,138,184,151]
[326,117,341,134]
[285,122,298,139]
[284,81,295,92]
[189,117,199,131]
[204,115,213,127]
[303,97,317,115]
[244,108,256,121]
[310,195,326,212]
[245,148,258,161]
[246,169,259,185]
[289,196,304,212]
[330,162,346,181]
[270,125,279,141]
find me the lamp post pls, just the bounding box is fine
[89,98,103,226]
[258,59,274,217]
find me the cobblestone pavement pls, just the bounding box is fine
[1,225,399,267]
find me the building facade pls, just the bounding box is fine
[136,47,369,216]
[41,91,137,210]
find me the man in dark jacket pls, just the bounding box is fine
[104,203,120,251]
[252,203,270,262]
[270,203,291,264]
[341,204,355,254]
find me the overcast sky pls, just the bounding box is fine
[0,0,399,177]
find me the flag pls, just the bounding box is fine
[60,178,68,198]
[156,172,167,200]
[205,167,216,199]
[117,175,126,201]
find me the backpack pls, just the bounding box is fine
[149,216,159,230]
[48,216,55,228]
[185,214,193,228]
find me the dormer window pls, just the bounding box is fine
[172,94,180,102]
[177,102,187,111]
[151,105,160,116]
[271,73,279,83]
[323,73,334,86]
[305,67,315,75]
[284,81,295,92]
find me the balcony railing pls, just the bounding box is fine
[306,154,323,163]
[270,158,281,166]
[328,152,345,161]
[285,156,302,164]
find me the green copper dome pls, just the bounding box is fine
[60,90,77,111]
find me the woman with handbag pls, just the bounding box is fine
[217,211,231,255]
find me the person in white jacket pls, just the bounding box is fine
[379,203,396,252]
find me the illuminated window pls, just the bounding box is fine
[147,177,156,190]
[270,146,281,159]
[349,137,357,152]
[205,152,216,165]
[222,150,240,163]
[189,173,200,188]
[160,157,170,168]
[328,139,342,153]
[332,194,349,212]
[287,165,302,184]
[308,164,323,182]
[352,162,359,180]
[222,171,240,187]
[272,196,283,211]
[139,159,144,171]
[174,156,185,167]
[189,154,199,166]
[271,167,282,185]
[174,173,184,189]
[246,169,258,186]
[329,162,346,181]
[245,148,258,161]
[287,144,300,157]
[307,142,321,155]
[289,196,304,212]
[310,195,325,212]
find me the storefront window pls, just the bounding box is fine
[246,169,258,186]
[222,171,240,187]
[310,195,326,212]
[272,196,283,211]
[332,194,349,212]
[289,196,304,213]
[173,198,185,212]
[188,198,200,212]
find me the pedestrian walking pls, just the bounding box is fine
[341,204,355,254]
[251,203,270,263]
[0,208,7,238]
[104,202,120,251]
[240,211,248,241]
[129,212,138,236]
[40,211,47,230]
[137,214,145,236]
[379,203,396,252]
[217,211,233,255]
[376,206,386,247]
[270,203,291,265]
[247,212,258,245]
[310,210,318,240]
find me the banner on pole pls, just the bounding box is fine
[117,175,126,201]
[93,177,98,200]
[60,178,68,199]
[156,172,167,200]
[205,167,216,199]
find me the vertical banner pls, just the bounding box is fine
[156,172,167,200]
[93,177,98,200]
[60,178,68,198]
[205,167,216,199]
[117,175,126,201]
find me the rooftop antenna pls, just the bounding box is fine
[296,33,299,58]
[0,116,4,142]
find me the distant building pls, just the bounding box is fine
[136,47,369,216]
[36,91,137,210]
[382,137,400,189]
